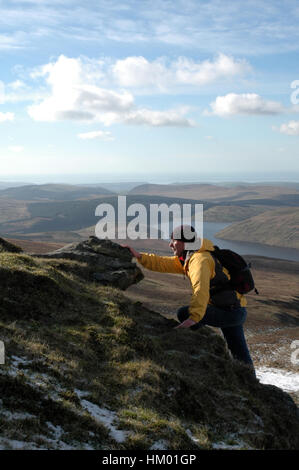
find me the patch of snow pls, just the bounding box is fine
[0,357,68,402]
[30,372,52,388]
[150,440,168,450]
[186,428,200,444]
[0,355,32,378]
[78,396,129,443]
[212,441,246,450]
[256,367,299,393]
[0,437,46,450]
[37,424,94,450]
[74,389,90,399]
[10,355,31,367]
[46,422,64,440]
[37,437,75,450]
[0,410,36,421]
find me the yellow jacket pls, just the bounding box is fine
[138,238,246,323]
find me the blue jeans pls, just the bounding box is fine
[177,305,254,367]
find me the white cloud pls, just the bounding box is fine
[2,78,45,104]
[2,0,299,55]
[77,130,114,140]
[28,56,134,123]
[123,108,195,127]
[205,93,285,116]
[174,54,250,86]
[7,80,26,90]
[0,81,5,103]
[276,121,299,136]
[0,112,14,122]
[0,32,26,50]
[27,55,194,127]
[112,54,250,90]
[8,145,23,152]
[112,56,171,89]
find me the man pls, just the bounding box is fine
[125,225,254,370]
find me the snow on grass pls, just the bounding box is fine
[0,437,47,450]
[256,367,299,393]
[81,399,129,443]
[75,391,130,444]
[1,355,32,377]
[1,355,67,398]
[150,440,169,450]
[212,441,247,450]
[0,409,36,420]
[186,428,200,445]
[74,389,90,399]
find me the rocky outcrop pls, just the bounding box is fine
[34,236,143,290]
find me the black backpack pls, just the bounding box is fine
[210,246,259,295]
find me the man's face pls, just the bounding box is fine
[169,238,185,257]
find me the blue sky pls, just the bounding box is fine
[1,0,299,181]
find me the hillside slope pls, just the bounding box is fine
[216,208,299,249]
[129,183,299,202]
[0,184,114,201]
[0,237,298,450]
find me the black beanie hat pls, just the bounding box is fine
[171,225,196,243]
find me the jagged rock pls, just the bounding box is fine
[34,236,143,290]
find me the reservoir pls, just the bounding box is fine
[202,222,299,262]
[156,221,299,262]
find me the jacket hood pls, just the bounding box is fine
[182,238,214,268]
[197,238,215,253]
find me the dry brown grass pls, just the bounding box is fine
[6,238,64,254]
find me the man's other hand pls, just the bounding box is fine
[121,244,142,260]
[174,318,197,329]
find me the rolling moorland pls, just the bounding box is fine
[0,181,298,249]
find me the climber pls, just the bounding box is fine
[123,225,254,370]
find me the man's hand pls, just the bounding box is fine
[174,318,197,329]
[121,244,142,260]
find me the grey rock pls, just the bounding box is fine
[34,236,143,290]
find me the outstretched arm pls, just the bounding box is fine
[122,245,184,275]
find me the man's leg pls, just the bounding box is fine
[201,306,254,368]
[221,325,254,366]
[177,304,254,368]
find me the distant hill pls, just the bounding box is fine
[81,182,147,193]
[129,183,299,203]
[203,205,274,222]
[216,208,299,249]
[1,182,298,250]
[0,195,212,236]
[0,184,114,201]
[0,182,32,190]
